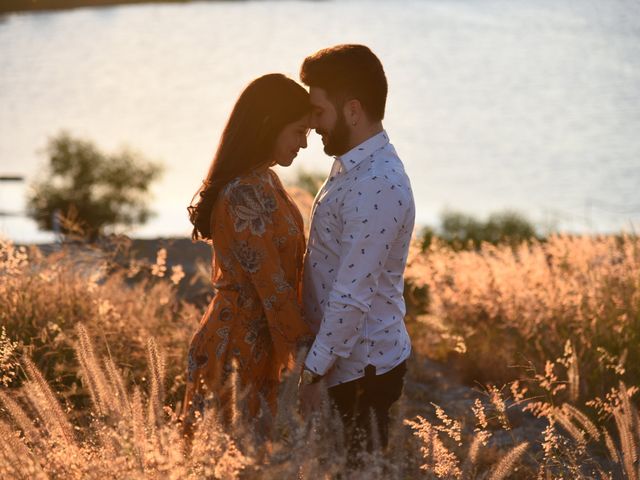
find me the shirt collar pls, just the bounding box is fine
[336,130,390,172]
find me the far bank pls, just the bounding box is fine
[1,0,232,15]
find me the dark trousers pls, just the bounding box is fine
[328,361,407,456]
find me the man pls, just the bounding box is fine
[299,44,415,455]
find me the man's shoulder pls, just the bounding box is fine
[354,148,411,190]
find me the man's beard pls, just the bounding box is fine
[319,112,351,156]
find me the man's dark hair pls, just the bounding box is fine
[300,44,388,121]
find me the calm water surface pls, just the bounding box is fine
[1,0,639,242]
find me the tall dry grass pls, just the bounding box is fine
[0,322,494,478]
[0,321,583,479]
[2,234,640,478]
[2,329,639,478]
[0,236,198,412]
[406,234,640,400]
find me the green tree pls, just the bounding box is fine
[294,169,325,197]
[26,132,163,239]
[483,210,538,246]
[421,209,539,251]
[440,211,485,249]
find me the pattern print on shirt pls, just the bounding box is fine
[303,130,415,387]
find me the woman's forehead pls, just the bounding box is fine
[291,115,311,128]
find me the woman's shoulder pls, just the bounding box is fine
[220,169,278,199]
[214,169,281,237]
[218,169,279,211]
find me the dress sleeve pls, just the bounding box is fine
[213,178,311,368]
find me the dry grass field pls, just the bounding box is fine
[1,232,639,479]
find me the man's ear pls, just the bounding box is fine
[343,98,363,127]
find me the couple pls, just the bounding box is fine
[182,44,415,456]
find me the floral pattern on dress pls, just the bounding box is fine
[215,326,230,359]
[227,183,277,236]
[237,284,258,309]
[272,270,292,293]
[285,213,301,236]
[182,169,311,422]
[232,241,263,274]
[262,294,277,311]
[187,344,208,383]
[244,314,272,362]
[219,307,232,322]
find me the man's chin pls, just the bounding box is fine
[324,143,347,156]
[319,130,349,156]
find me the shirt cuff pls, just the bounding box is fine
[304,340,336,376]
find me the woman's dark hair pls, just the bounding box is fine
[300,44,387,121]
[188,73,310,241]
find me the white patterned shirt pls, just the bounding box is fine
[303,130,415,387]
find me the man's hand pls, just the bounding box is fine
[298,379,325,419]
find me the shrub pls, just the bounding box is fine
[421,210,539,252]
[292,169,325,198]
[26,132,163,239]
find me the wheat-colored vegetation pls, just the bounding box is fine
[1,234,639,478]
[406,234,640,399]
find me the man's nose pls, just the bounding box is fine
[300,136,308,149]
[308,116,318,130]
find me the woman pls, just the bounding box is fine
[182,74,313,429]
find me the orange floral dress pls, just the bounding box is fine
[182,168,311,424]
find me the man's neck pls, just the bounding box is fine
[346,122,384,152]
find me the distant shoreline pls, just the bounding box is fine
[0,0,228,15]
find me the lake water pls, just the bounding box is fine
[1,0,639,243]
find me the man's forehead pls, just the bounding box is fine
[309,87,330,105]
